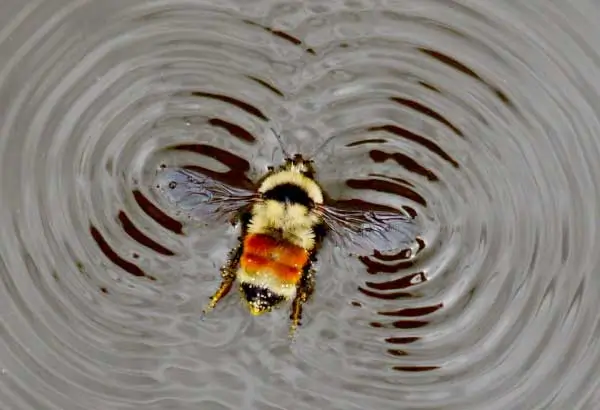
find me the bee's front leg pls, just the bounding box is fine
[289,264,316,337]
[202,241,243,315]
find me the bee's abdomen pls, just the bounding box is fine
[240,233,308,284]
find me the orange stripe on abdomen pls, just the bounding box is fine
[240,234,309,283]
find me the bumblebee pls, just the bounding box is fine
[154,137,418,335]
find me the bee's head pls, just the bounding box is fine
[270,129,318,179]
[282,154,316,179]
[240,282,287,315]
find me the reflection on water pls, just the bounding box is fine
[1,0,600,409]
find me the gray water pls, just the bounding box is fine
[1,0,600,409]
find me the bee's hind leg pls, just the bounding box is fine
[289,264,316,338]
[202,241,243,316]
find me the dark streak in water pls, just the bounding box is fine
[90,226,155,280]
[369,125,459,168]
[370,150,438,181]
[345,138,387,147]
[371,247,412,262]
[247,75,284,97]
[369,173,414,188]
[385,337,419,344]
[271,29,302,46]
[132,190,183,235]
[370,320,428,329]
[390,96,464,137]
[366,272,427,291]
[345,178,427,206]
[358,257,414,274]
[117,211,175,256]
[391,320,428,329]
[393,366,439,372]
[418,47,514,108]
[415,237,426,254]
[494,89,512,106]
[242,20,315,55]
[208,118,256,142]
[190,91,268,121]
[419,47,480,79]
[168,143,254,190]
[402,206,418,219]
[358,287,412,300]
[379,303,443,317]
[419,81,441,93]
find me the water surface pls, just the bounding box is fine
[0,0,599,409]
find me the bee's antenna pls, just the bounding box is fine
[308,134,337,160]
[270,128,292,159]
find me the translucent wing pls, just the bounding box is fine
[153,167,257,225]
[318,204,419,256]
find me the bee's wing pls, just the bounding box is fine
[318,204,419,255]
[153,167,257,225]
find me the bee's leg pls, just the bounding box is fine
[289,264,316,337]
[202,241,243,315]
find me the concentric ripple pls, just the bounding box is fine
[1,0,600,409]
